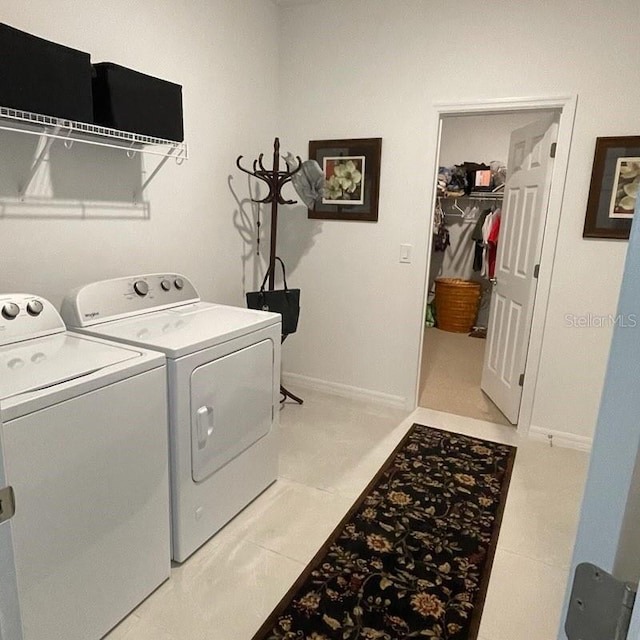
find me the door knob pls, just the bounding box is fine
[490,277,498,286]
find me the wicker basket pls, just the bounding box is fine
[434,277,482,333]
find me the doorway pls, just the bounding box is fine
[415,97,577,434]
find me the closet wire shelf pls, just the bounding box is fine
[468,188,503,200]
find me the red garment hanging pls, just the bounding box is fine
[487,212,501,279]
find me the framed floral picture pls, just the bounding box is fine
[308,138,382,221]
[583,136,640,239]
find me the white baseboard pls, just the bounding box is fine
[281,372,408,410]
[528,425,593,452]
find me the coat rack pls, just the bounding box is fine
[236,137,304,405]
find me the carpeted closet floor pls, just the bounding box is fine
[419,327,511,427]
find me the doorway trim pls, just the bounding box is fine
[414,94,578,436]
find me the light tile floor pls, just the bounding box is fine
[105,388,589,640]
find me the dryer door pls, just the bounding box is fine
[191,339,274,483]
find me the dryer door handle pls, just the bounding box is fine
[196,405,214,449]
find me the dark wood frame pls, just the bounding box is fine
[583,136,640,239]
[308,137,382,221]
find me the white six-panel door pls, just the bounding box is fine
[481,115,558,424]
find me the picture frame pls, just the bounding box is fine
[308,138,382,221]
[583,136,640,239]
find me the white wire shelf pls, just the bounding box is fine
[0,106,188,199]
[0,106,188,159]
[468,190,504,200]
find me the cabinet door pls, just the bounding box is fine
[191,339,274,483]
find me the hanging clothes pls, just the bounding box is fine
[487,209,501,279]
[434,225,451,251]
[471,208,492,272]
[480,211,494,279]
[479,208,502,279]
[433,199,450,252]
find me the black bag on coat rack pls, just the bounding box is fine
[246,257,300,336]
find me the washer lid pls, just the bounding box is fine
[85,302,281,358]
[0,333,141,400]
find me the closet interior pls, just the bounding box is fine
[419,112,549,426]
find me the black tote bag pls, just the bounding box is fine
[246,257,300,335]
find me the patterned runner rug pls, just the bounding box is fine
[251,423,516,640]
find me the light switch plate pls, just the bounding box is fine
[400,244,412,263]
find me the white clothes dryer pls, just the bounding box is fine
[61,274,281,562]
[0,294,170,640]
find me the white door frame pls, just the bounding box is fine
[414,95,578,436]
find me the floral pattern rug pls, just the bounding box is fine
[251,424,516,640]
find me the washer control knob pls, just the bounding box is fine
[26,300,44,316]
[133,280,149,297]
[161,279,172,292]
[174,278,184,290]
[2,303,20,320]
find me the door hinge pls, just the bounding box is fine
[533,264,540,279]
[518,373,525,387]
[0,486,16,524]
[566,563,637,640]
[550,142,557,158]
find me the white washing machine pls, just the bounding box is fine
[61,273,282,562]
[0,294,171,640]
[0,413,23,640]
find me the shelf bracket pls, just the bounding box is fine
[133,145,178,201]
[18,125,62,198]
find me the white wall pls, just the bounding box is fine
[0,0,280,308]
[439,112,548,168]
[2,1,635,444]
[276,0,639,441]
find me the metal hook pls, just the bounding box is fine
[126,142,137,159]
[62,129,75,149]
[174,147,186,165]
